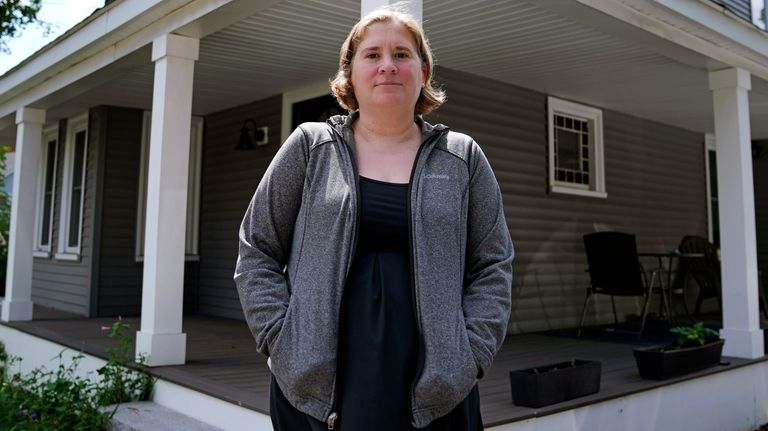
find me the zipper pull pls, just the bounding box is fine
[326,412,338,430]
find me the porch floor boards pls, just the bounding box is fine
[4,308,762,428]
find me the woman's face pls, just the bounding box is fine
[350,20,427,115]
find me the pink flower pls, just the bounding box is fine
[100,326,110,332]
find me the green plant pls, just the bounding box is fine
[0,146,11,292]
[670,322,719,348]
[0,349,110,430]
[0,318,156,430]
[95,318,155,406]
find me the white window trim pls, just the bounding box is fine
[135,111,202,262]
[33,125,59,258]
[281,80,336,144]
[705,133,717,244]
[547,96,606,199]
[55,112,88,260]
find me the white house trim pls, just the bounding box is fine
[55,112,89,260]
[361,0,422,23]
[280,80,337,144]
[135,33,199,367]
[0,0,282,122]
[547,96,606,199]
[572,0,768,82]
[704,133,717,245]
[1,107,45,322]
[708,67,764,359]
[33,125,59,258]
[4,321,768,431]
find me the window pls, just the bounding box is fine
[135,112,203,261]
[705,133,719,247]
[547,96,606,198]
[281,80,342,144]
[33,127,58,257]
[56,113,88,260]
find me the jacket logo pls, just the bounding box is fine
[425,173,450,180]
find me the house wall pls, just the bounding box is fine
[428,67,708,332]
[92,106,198,317]
[31,112,99,316]
[31,105,202,317]
[164,68,707,332]
[198,95,283,319]
[717,0,752,22]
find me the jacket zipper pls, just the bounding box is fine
[406,128,446,425]
[325,124,361,430]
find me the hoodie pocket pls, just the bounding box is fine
[268,295,295,371]
[460,313,480,380]
[413,309,478,414]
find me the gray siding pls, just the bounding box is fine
[31,111,99,316]
[715,0,752,22]
[429,67,707,332]
[198,68,709,331]
[198,95,282,319]
[94,106,143,316]
[94,106,199,317]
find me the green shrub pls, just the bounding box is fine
[670,321,719,348]
[0,146,11,292]
[95,318,155,405]
[0,351,110,430]
[0,319,155,430]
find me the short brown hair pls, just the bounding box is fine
[329,6,445,116]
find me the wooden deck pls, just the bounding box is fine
[5,307,766,428]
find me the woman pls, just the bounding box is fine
[235,7,513,430]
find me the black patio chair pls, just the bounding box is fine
[676,235,722,317]
[577,232,664,338]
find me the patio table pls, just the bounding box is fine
[638,251,705,324]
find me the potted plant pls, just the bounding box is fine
[509,359,601,408]
[633,322,724,380]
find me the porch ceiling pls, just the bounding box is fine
[12,0,768,141]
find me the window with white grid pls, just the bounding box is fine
[547,97,606,198]
[34,127,59,257]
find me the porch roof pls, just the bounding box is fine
[2,0,768,143]
[5,307,765,428]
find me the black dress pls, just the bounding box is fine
[270,176,483,431]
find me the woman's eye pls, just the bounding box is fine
[365,52,378,59]
[395,52,409,59]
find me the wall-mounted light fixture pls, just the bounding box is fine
[236,119,268,150]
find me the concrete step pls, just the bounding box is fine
[107,401,224,431]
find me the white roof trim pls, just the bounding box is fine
[574,0,768,81]
[0,0,281,122]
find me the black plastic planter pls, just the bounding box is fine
[509,360,602,408]
[633,339,724,380]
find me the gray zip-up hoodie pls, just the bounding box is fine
[235,113,513,428]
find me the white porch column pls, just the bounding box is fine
[136,33,199,366]
[1,108,45,322]
[361,0,422,23]
[708,68,763,359]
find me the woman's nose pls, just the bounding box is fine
[378,55,397,73]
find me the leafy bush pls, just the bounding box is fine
[0,319,155,430]
[0,350,110,430]
[670,321,720,348]
[0,146,11,293]
[95,318,154,405]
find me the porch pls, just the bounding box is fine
[4,306,766,430]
